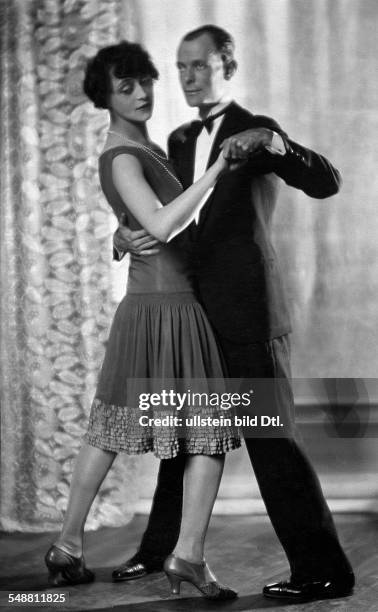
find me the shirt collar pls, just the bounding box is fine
[197,98,233,120]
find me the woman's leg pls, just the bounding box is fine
[55,443,117,557]
[173,454,225,563]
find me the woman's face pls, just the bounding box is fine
[108,71,154,123]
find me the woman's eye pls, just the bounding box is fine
[120,84,134,94]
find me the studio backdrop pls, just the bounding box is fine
[1,0,377,531]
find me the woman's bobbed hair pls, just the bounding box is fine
[83,40,159,109]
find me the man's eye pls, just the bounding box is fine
[194,63,206,70]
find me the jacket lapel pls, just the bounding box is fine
[179,129,198,189]
[206,102,247,169]
[178,103,252,237]
[196,103,249,232]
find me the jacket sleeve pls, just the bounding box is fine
[112,226,127,262]
[253,116,342,199]
[113,246,126,262]
[275,137,342,198]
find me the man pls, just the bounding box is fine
[111,26,354,602]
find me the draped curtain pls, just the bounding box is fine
[0,0,140,532]
[1,0,377,530]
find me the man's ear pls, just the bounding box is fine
[224,59,237,80]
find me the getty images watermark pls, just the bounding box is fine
[138,388,281,428]
[121,378,376,438]
[128,380,291,436]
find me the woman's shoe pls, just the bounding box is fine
[163,554,237,600]
[44,545,95,586]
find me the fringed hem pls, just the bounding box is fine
[84,398,241,459]
[84,433,242,459]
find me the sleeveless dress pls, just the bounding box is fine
[84,144,240,459]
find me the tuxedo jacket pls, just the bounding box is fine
[168,102,341,344]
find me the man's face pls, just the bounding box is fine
[176,33,228,109]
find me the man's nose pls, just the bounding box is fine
[183,67,195,84]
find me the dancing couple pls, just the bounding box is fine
[45,26,354,603]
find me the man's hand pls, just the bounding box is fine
[220,136,250,172]
[114,213,160,256]
[221,128,285,160]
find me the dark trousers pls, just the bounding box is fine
[136,335,352,579]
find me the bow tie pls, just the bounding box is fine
[190,108,228,136]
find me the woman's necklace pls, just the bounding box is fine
[107,130,182,188]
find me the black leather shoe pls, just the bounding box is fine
[112,555,163,582]
[263,572,355,602]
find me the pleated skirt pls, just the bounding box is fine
[84,292,241,458]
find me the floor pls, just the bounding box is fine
[1,514,378,612]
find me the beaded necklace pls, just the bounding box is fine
[107,130,182,189]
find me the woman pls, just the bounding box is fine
[45,41,240,600]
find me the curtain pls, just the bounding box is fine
[0,0,140,531]
[1,0,377,530]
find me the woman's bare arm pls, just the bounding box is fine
[112,152,225,243]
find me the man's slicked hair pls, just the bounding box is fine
[181,25,237,77]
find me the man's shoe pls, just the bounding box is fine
[112,555,163,582]
[263,572,355,602]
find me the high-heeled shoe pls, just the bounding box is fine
[163,554,237,600]
[44,545,95,586]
